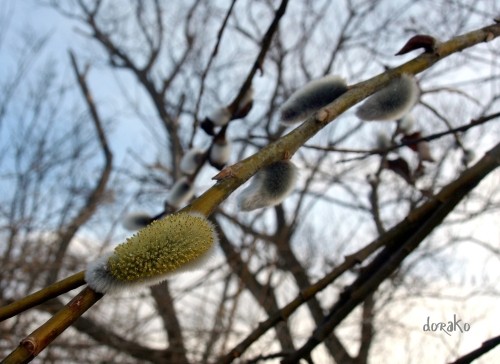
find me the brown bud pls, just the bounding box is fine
[201,118,216,135]
[384,157,414,184]
[401,131,423,151]
[231,86,254,120]
[232,100,253,120]
[417,141,434,162]
[208,130,231,170]
[395,35,438,55]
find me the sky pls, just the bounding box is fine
[1,0,156,165]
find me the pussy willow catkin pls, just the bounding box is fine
[85,212,218,293]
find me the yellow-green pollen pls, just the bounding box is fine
[108,213,215,282]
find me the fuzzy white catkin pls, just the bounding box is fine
[85,245,218,294]
[122,212,153,231]
[356,74,419,121]
[238,87,254,110]
[417,141,434,162]
[398,113,415,133]
[210,140,231,166]
[85,213,219,294]
[86,253,122,293]
[375,131,392,150]
[462,149,475,165]
[180,149,204,175]
[165,177,194,208]
[209,107,231,126]
[280,75,348,124]
[238,160,298,211]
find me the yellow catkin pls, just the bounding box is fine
[108,213,215,282]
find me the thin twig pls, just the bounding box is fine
[333,111,500,163]
[188,22,500,216]
[221,141,500,363]
[228,0,290,112]
[45,51,113,285]
[191,0,238,144]
[281,143,500,363]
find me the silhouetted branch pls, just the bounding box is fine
[448,334,500,364]
[281,142,500,363]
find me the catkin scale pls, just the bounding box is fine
[356,74,419,121]
[85,213,218,293]
[280,75,348,124]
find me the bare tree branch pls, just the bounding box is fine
[449,334,500,364]
[45,51,113,285]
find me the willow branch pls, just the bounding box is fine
[2,287,103,364]
[449,334,500,364]
[228,0,290,111]
[221,140,500,363]
[190,0,289,162]
[187,22,500,217]
[40,297,170,363]
[301,110,500,156]
[193,0,238,124]
[219,214,390,363]
[0,272,85,322]
[281,142,500,363]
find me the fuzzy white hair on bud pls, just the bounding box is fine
[462,149,475,165]
[238,160,298,211]
[280,75,348,124]
[238,86,254,111]
[208,107,231,127]
[375,131,392,150]
[122,212,153,231]
[398,113,415,133]
[209,139,231,169]
[356,74,419,121]
[417,141,434,162]
[85,212,218,294]
[180,149,205,175]
[165,177,194,208]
